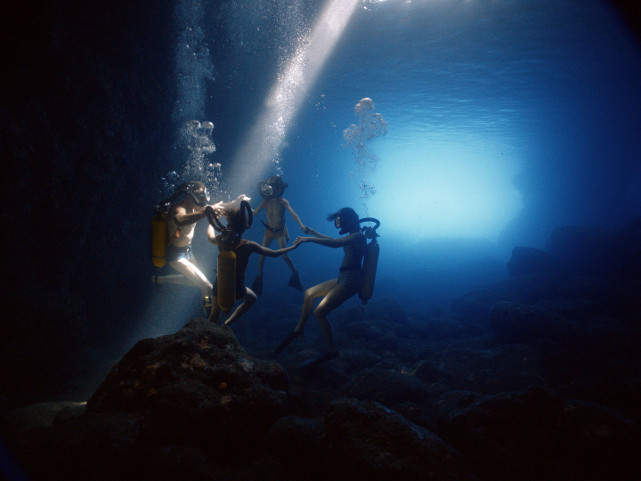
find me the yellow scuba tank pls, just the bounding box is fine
[151,211,168,268]
[217,249,237,311]
[359,218,380,304]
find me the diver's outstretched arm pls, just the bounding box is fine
[249,239,300,257]
[252,199,267,216]
[299,232,363,248]
[172,205,208,226]
[282,198,307,231]
[304,227,331,239]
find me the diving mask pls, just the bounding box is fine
[191,186,210,206]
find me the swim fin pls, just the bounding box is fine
[288,271,303,291]
[251,275,263,296]
[298,351,339,368]
[274,330,303,355]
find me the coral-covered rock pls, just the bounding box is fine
[88,319,288,461]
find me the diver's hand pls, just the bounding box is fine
[208,204,224,216]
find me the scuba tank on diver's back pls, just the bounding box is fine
[359,217,380,304]
[216,250,237,311]
[206,198,253,311]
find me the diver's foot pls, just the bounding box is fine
[201,296,213,318]
[251,275,263,296]
[288,271,303,291]
[298,350,339,368]
[274,330,304,355]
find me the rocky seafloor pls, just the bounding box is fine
[2,223,641,481]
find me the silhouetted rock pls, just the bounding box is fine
[264,415,324,475]
[444,386,641,481]
[411,359,440,384]
[321,398,478,481]
[507,246,558,277]
[489,301,579,344]
[342,368,430,408]
[437,344,546,394]
[88,318,288,462]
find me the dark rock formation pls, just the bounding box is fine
[87,318,288,462]
[506,246,558,277]
[320,398,478,481]
[342,368,431,408]
[444,386,641,481]
[489,301,580,344]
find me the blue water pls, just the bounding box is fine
[148,0,641,334]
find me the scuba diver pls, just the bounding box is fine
[251,175,309,295]
[275,207,380,366]
[151,181,221,316]
[206,197,301,325]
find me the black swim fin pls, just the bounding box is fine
[288,271,303,291]
[274,330,303,355]
[298,351,339,368]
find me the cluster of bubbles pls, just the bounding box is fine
[173,1,215,124]
[342,97,387,206]
[359,179,376,200]
[161,120,222,198]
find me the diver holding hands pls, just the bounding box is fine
[206,196,302,325]
[275,207,370,365]
[152,181,222,316]
[251,175,309,295]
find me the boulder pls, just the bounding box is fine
[489,301,579,344]
[506,246,558,277]
[436,345,545,394]
[545,225,623,279]
[444,386,641,481]
[321,398,478,481]
[342,368,430,408]
[88,319,288,462]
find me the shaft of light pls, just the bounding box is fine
[227,0,360,195]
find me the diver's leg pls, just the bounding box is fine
[278,236,303,290]
[257,233,271,276]
[313,283,356,355]
[252,233,271,295]
[276,236,296,273]
[169,258,213,297]
[275,279,337,355]
[208,301,222,323]
[224,288,257,325]
[295,279,337,332]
